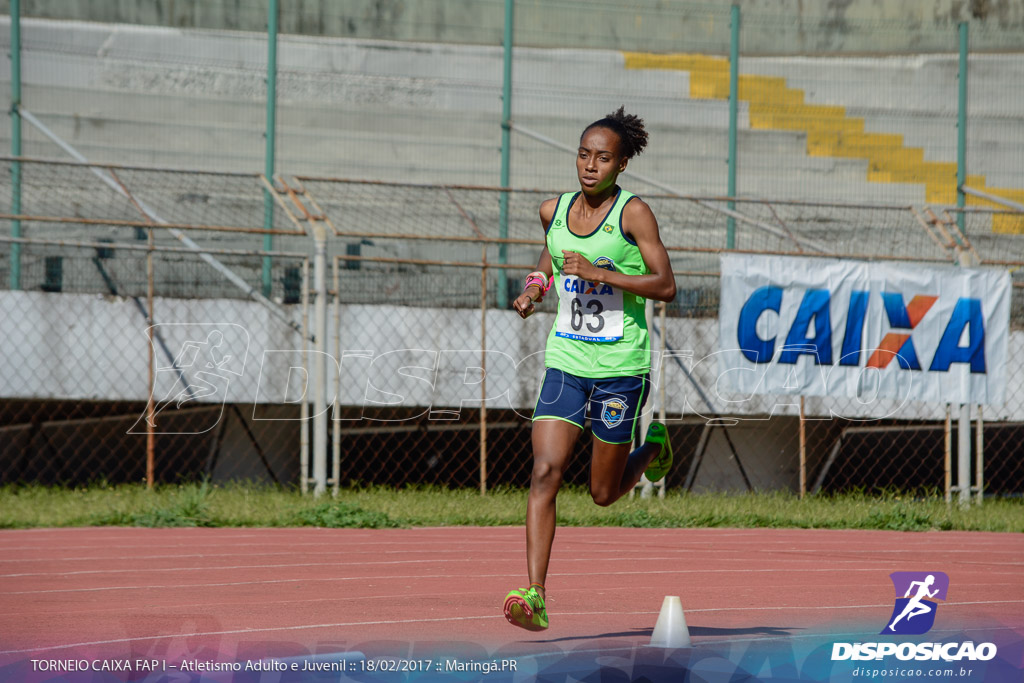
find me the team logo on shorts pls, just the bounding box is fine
[592,256,617,272]
[882,571,949,635]
[601,399,628,428]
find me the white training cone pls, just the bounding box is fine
[648,595,691,648]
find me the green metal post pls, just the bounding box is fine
[262,0,279,297]
[497,0,514,307]
[956,21,968,236]
[10,0,22,290]
[726,4,739,250]
[955,21,973,507]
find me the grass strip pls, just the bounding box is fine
[0,483,1021,532]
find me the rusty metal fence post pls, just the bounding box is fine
[145,224,155,489]
[480,246,489,494]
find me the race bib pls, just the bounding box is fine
[555,274,624,342]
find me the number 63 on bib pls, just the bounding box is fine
[554,274,624,342]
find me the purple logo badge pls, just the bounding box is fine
[882,571,949,635]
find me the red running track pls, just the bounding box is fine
[0,526,1022,664]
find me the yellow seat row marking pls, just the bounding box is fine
[623,52,1023,233]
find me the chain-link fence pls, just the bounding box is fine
[0,158,309,486]
[1,1,1022,495]
[3,158,1023,497]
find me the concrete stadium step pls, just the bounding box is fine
[3,18,1017,212]
[624,52,1021,209]
[7,94,890,194]
[14,85,266,127]
[742,54,1024,118]
[513,115,810,157]
[0,128,922,205]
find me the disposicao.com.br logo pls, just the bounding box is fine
[831,571,998,663]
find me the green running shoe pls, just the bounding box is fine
[503,586,549,631]
[643,421,673,483]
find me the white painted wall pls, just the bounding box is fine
[5,291,1023,423]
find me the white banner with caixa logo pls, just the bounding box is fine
[717,254,1010,406]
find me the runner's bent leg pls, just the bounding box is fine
[589,438,660,506]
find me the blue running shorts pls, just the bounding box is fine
[532,368,651,444]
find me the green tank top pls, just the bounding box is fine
[544,187,650,378]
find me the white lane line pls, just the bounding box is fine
[0,558,954,579]
[5,567,1023,597]
[520,625,1024,660]
[0,557,552,578]
[2,574,495,595]
[0,562,897,580]
[0,538,523,553]
[7,552,1023,579]
[2,601,1020,657]
[4,545,1023,564]
[0,614,507,655]
[6,587,1023,621]
[0,549,549,564]
[682,600,1024,613]
[2,529,1018,553]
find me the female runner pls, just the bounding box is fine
[504,107,677,631]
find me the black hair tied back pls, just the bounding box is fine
[584,106,649,159]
